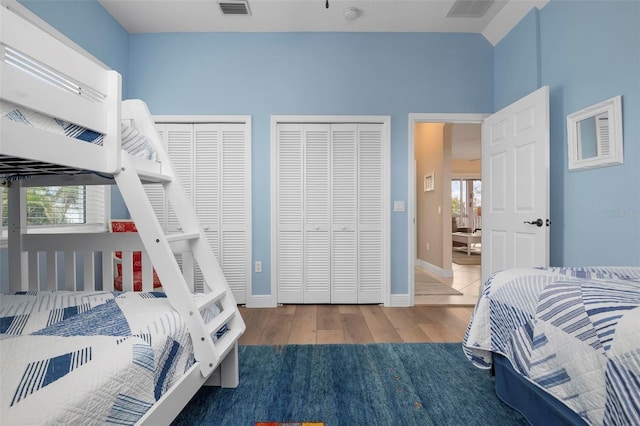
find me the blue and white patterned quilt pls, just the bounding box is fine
[463,267,640,426]
[0,291,212,425]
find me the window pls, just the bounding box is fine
[1,184,108,237]
[451,178,481,230]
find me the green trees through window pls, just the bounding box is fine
[1,186,85,227]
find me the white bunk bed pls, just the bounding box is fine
[0,4,245,425]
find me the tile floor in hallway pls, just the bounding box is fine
[414,262,482,306]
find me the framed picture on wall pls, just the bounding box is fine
[424,172,434,192]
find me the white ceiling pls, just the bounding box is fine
[99,0,549,45]
[451,123,481,161]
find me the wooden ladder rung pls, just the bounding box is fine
[137,170,173,183]
[214,326,243,358]
[166,232,200,243]
[206,308,235,338]
[196,287,227,311]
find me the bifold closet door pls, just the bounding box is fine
[331,124,358,303]
[357,124,385,303]
[275,124,305,303]
[275,124,331,304]
[275,121,385,304]
[303,125,331,303]
[193,124,221,292]
[219,125,250,304]
[151,122,250,304]
[145,126,167,229]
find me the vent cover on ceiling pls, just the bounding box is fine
[447,0,494,18]
[218,1,251,15]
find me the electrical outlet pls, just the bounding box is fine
[255,261,262,273]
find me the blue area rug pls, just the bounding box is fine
[173,343,527,425]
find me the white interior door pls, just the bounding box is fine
[481,86,550,283]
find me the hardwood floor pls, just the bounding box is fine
[238,304,474,346]
[415,263,482,306]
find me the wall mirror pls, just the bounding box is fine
[567,95,623,171]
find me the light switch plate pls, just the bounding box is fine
[393,201,405,212]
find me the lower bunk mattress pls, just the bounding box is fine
[0,291,222,425]
[462,266,640,425]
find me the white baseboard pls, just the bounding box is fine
[389,293,411,307]
[245,294,277,308]
[416,259,453,278]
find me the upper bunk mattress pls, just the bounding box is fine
[0,290,223,425]
[1,100,157,169]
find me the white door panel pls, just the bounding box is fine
[482,86,550,283]
[358,124,384,303]
[157,121,250,302]
[276,125,304,302]
[331,124,358,303]
[277,231,304,303]
[275,121,387,304]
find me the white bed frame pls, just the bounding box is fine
[1,4,245,425]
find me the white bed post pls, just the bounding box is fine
[7,180,28,292]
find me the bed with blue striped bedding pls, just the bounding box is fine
[463,267,640,425]
[0,291,223,425]
[1,100,157,161]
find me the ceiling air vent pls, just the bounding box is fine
[447,0,494,18]
[218,1,251,15]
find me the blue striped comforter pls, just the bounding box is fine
[463,267,640,426]
[0,291,213,425]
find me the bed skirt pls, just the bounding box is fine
[493,353,588,426]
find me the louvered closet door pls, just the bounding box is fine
[158,121,250,302]
[144,125,167,228]
[331,124,358,304]
[275,121,386,305]
[276,124,304,303]
[194,124,220,293]
[166,124,194,232]
[303,125,331,303]
[357,124,384,303]
[220,125,250,304]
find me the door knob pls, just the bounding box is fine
[523,218,544,227]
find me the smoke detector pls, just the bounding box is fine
[344,7,360,21]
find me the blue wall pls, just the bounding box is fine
[19,0,132,219]
[127,32,494,295]
[494,0,640,266]
[493,8,541,111]
[6,0,637,294]
[20,0,130,96]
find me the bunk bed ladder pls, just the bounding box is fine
[113,143,245,388]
